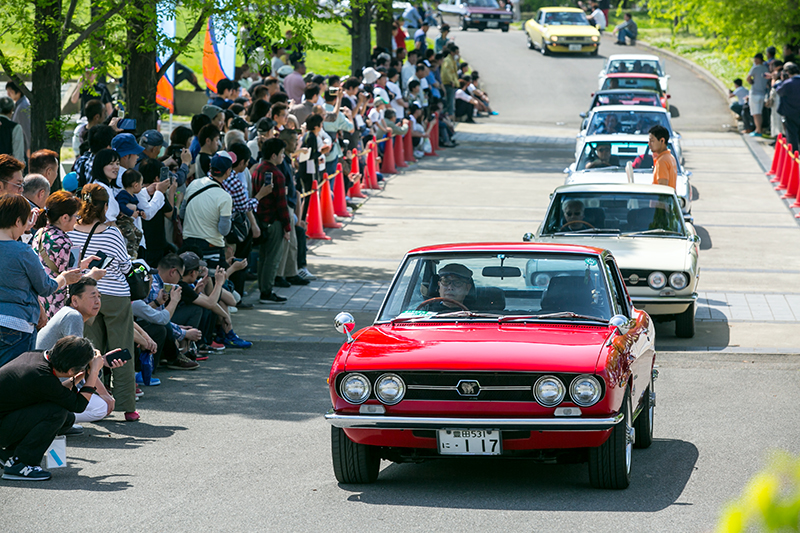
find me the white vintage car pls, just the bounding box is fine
[598,54,670,92]
[524,183,700,338]
[576,105,683,165]
[565,134,692,214]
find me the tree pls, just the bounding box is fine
[374,0,393,53]
[350,1,372,76]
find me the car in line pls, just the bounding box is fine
[437,0,512,32]
[598,54,670,92]
[325,242,657,489]
[525,183,700,338]
[565,135,692,213]
[524,7,600,56]
[586,89,664,112]
[599,73,670,108]
[576,105,683,164]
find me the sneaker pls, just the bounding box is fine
[196,344,211,354]
[135,387,144,399]
[749,131,763,137]
[260,292,287,303]
[124,411,140,422]
[58,424,84,436]
[274,276,291,288]
[2,461,51,481]
[297,267,317,281]
[490,111,498,116]
[210,341,225,351]
[286,275,310,286]
[237,302,254,309]
[224,331,253,349]
[143,377,161,386]
[228,306,238,313]
[166,354,200,370]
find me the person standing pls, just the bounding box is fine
[5,82,30,158]
[649,125,677,189]
[284,60,307,104]
[777,63,800,152]
[747,53,771,137]
[0,97,24,162]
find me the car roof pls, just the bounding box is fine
[607,54,661,62]
[553,183,678,195]
[589,105,669,114]
[606,73,660,79]
[540,6,584,13]
[407,242,606,256]
[581,133,655,142]
[595,89,661,95]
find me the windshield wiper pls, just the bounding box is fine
[583,166,622,171]
[553,228,621,235]
[391,311,501,323]
[621,228,683,237]
[499,312,606,323]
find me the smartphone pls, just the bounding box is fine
[263,172,273,186]
[159,166,169,183]
[330,87,340,95]
[118,118,137,131]
[88,251,112,270]
[105,348,132,366]
[68,246,81,269]
[163,283,173,295]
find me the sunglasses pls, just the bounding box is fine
[439,276,468,288]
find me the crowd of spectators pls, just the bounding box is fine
[0,18,496,480]
[728,44,800,149]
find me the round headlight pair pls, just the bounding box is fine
[535,375,602,407]
[534,376,565,407]
[647,271,667,289]
[669,272,689,290]
[339,373,405,405]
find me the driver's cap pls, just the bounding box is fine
[438,264,473,280]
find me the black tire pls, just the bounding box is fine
[502,25,509,33]
[541,39,550,56]
[675,301,696,338]
[633,383,654,449]
[460,17,468,31]
[331,426,380,484]
[478,27,485,32]
[590,47,599,56]
[588,390,632,489]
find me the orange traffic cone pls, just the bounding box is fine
[319,173,342,229]
[381,133,397,174]
[404,128,416,163]
[431,112,441,152]
[782,151,799,200]
[425,115,438,157]
[771,137,788,183]
[333,168,351,217]
[348,149,366,198]
[394,129,407,168]
[305,180,330,240]
[368,142,380,188]
[767,134,784,176]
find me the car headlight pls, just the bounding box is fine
[339,373,371,404]
[375,373,405,405]
[591,36,599,42]
[551,35,559,42]
[669,272,689,290]
[570,375,602,407]
[648,271,667,290]
[679,196,687,208]
[534,375,565,407]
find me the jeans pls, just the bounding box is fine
[617,28,635,44]
[0,403,74,466]
[445,86,456,117]
[325,158,339,177]
[730,102,743,117]
[0,326,34,369]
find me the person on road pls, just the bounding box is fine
[747,53,770,137]
[649,125,677,189]
[777,62,800,152]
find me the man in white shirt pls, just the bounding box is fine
[401,50,419,92]
[587,2,607,31]
[386,68,408,118]
[728,78,749,119]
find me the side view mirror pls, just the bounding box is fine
[690,234,701,244]
[579,112,587,118]
[522,232,534,242]
[590,92,595,97]
[686,171,693,177]
[334,312,356,343]
[609,314,632,335]
[683,214,694,224]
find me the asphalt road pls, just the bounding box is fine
[3,29,800,532]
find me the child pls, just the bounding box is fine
[115,169,145,258]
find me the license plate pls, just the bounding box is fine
[569,44,583,51]
[487,21,498,28]
[438,429,502,455]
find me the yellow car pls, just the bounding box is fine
[524,7,601,56]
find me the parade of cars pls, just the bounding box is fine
[437,0,512,32]
[524,6,601,55]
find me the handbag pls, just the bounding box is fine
[184,180,250,244]
[80,222,150,301]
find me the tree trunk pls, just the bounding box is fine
[31,0,64,153]
[351,2,372,77]
[375,0,393,53]
[126,0,158,134]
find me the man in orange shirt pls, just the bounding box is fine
[649,125,677,189]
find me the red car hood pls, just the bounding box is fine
[344,323,610,373]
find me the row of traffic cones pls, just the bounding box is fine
[307,120,430,240]
[766,133,800,218]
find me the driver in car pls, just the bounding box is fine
[562,199,587,231]
[593,114,619,134]
[586,142,620,168]
[428,264,475,311]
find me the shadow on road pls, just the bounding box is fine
[654,319,730,349]
[694,225,712,250]
[341,438,697,512]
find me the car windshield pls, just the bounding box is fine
[541,192,686,236]
[586,111,671,135]
[601,77,660,91]
[576,140,680,172]
[465,0,500,7]
[593,92,661,108]
[544,12,590,25]
[378,253,613,322]
[607,59,662,76]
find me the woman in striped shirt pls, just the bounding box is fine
[68,184,139,421]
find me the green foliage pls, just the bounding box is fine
[519,0,572,13]
[718,452,800,532]
[45,114,73,142]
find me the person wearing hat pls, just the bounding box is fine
[110,133,145,184]
[180,151,234,271]
[201,104,225,131]
[423,264,475,312]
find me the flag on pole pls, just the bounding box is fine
[203,16,237,94]
[156,5,176,113]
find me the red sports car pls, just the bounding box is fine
[325,243,657,489]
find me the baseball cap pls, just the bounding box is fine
[438,264,473,280]
[140,129,167,147]
[180,251,207,271]
[61,172,79,193]
[230,116,249,132]
[202,104,223,120]
[277,65,294,80]
[111,133,145,157]
[209,151,236,175]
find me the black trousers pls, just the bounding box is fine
[0,403,74,466]
[785,117,800,154]
[173,303,216,345]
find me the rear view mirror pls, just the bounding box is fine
[482,266,522,278]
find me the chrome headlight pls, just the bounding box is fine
[375,373,406,405]
[570,375,602,407]
[534,375,565,407]
[591,35,599,42]
[339,373,371,404]
[669,272,689,290]
[551,35,559,42]
[648,271,667,290]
